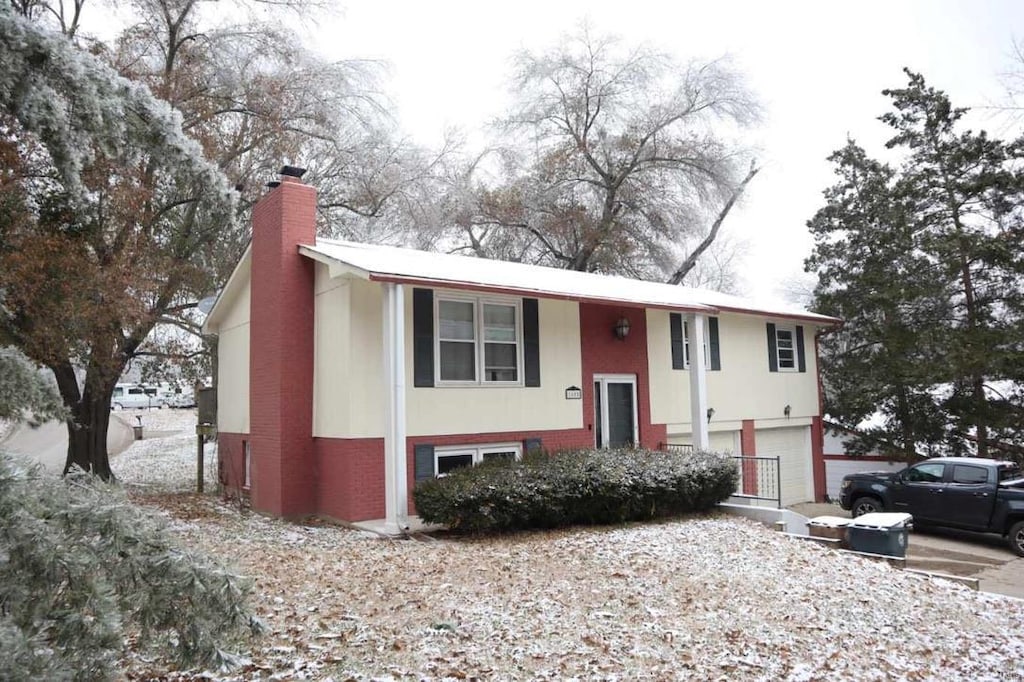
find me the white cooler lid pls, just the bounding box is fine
[849,512,913,529]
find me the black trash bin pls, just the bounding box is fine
[846,512,913,557]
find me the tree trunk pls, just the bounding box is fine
[65,388,115,480]
[51,360,117,480]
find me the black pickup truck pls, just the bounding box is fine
[839,457,1024,556]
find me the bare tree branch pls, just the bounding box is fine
[667,160,759,285]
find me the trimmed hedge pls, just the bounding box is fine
[412,448,739,532]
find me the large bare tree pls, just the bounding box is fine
[449,26,761,282]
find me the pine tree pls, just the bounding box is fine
[0,456,257,680]
[807,142,950,458]
[808,70,1024,458]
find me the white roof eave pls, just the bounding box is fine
[201,243,251,335]
[299,239,840,324]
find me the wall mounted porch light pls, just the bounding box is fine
[614,316,632,340]
[706,407,715,423]
[784,404,791,418]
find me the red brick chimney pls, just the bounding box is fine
[248,168,316,517]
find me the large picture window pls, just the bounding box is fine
[436,296,521,384]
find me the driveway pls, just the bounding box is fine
[791,502,1024,599]
[1,415,135,473]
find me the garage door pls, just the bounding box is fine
[665,432,737,453]
[708,431,738,454]
[755,426,812,506]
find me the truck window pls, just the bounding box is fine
[128,388,144,395]
[906,462,945,483]
[951,464,988,485]
[999,465,1023,482]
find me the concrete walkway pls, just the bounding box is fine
[0,415,135,474]
[791,502,1023,599]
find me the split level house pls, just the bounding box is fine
[203,169,840,532]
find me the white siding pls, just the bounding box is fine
[405,293,583,437]
[215,273,250,434]
[648,310,823,436]
[312,272,385,439]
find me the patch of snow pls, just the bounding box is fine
[112,408,217,492]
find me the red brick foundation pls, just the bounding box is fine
[315,438,387,522]
[217,431,249,491]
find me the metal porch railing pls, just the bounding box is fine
[659,443,781,509]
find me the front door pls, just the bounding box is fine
[594,375,638,448]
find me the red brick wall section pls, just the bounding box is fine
[811,416,827,502]
[812,332,828,502]
[218,432,248,491]
[249,176,317,518]
[578,302,666,449]
[740,419,757,495]
[315,438,386,522]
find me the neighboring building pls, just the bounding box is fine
[202,170,840,531]
[822,422,919,500]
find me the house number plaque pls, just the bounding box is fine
[564,386,582,400]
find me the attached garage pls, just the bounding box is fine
[755,426,813,506]
[708,430,738,454]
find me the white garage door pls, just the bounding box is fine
[708,431,738,454]
[755,426,812,507]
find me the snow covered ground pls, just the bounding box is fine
[112,408,217,491]
[115,411,1024,680]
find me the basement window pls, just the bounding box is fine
[434,443,522,477]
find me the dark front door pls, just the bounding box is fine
[595,376,637,448]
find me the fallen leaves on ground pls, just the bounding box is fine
[113,412,1024,681]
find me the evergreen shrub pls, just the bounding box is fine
[0,456,258,680]
[413,448,738,532]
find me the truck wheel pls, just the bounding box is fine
[851,496,881,517]
[1009,521,1024,558]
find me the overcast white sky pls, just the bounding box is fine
[300,0,1024,302]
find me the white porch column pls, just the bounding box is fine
[687,312,710,450]
[382,282,409,532]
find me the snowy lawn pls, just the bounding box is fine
[113,412,1024,681]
